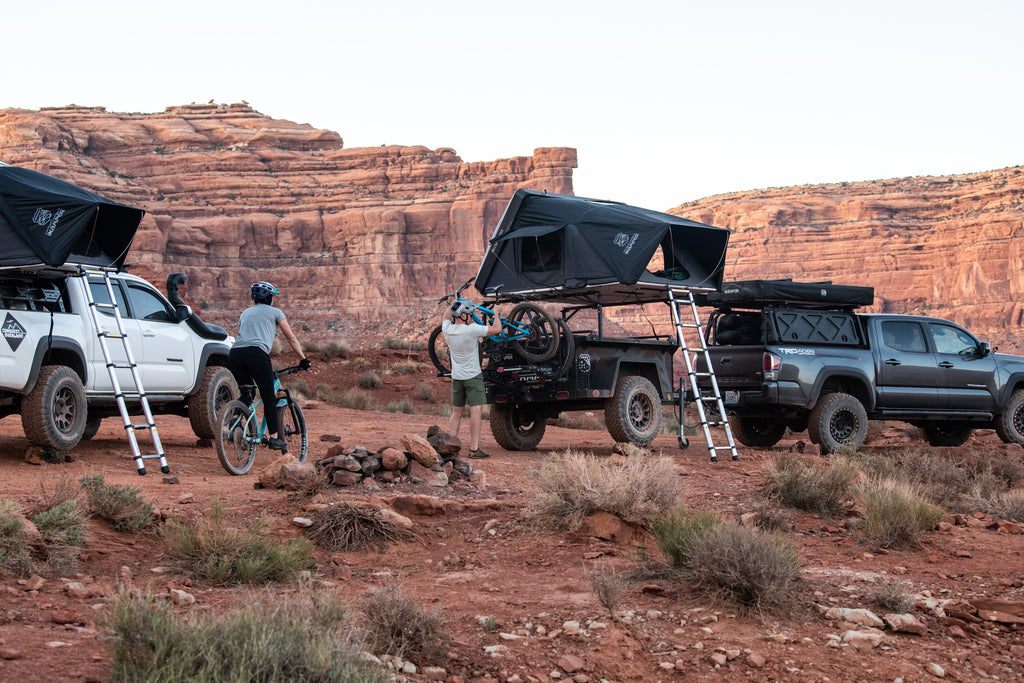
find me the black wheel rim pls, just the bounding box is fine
[53,386,78,433]
[513,407,538,435]
[829,409,856,442]
[629,393,654,431]
[1014,404,1024,435]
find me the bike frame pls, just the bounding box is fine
[231,376,291,446]
[451,296,533,344]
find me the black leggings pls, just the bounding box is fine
[228,346,278,435]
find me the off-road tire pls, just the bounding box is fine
[995,390,1024,446]
[189,366,239,439]
[216,400,259,475]
[22,365,87,451]
[923,423,973,447]
[605,375,661,447]
[278,399,308,461]
[807,392,868,454]
[428,325,451,375]
[553,318,575,379]
[81,416,103,441]
[510,303,559,363]
[490,403,546,451]
[731,416,787,449]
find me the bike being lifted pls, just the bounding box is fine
[428,277,567,374]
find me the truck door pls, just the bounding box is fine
[87,278,144,394]
[927,322,997,411]
[123,282,195,394]
[875,320,942,409]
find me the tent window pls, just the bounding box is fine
[521,232,562,273]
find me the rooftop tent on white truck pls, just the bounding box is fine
[0,162,144,270]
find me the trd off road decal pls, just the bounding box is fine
[2,313,27,352]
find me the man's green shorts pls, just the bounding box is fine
[451,374,486,407]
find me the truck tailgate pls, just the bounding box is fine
[702,346,765,390]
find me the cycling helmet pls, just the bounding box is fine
[251,281,279,303]
[451,300,476,319]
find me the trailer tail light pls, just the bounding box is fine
[763,352,782,381]
[556,391,569,399]
[494,395,509,403]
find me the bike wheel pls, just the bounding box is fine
[553,318,575,379]
[428,325,452,375]
[279,400,308,462]
[510,303,559,363]
[216,400,258,475]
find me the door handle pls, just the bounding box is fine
[884,359,901,365]
[938,361,954,368]
[142,328,156,337]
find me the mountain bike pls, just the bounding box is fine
[428,278,560,375]
[215,364,309,475]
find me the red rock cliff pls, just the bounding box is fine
[668,171,1024,353]
[0,103,576,342]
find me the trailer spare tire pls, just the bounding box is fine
[807,392,868,454]
[605,375,661,447]
[21,365,87,451]
[490,403,546,451]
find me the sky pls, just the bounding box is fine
[3,0,1023,211]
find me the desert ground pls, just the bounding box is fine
[1,347,1023,683]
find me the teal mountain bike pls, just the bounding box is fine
[215,364,309,475]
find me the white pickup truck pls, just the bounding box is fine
[0,268,237,451]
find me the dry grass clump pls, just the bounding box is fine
[317,384,373,410]
[389,360,419,375]
[415,382,436,402]
[106,588,386,683]
[306,504,415,552]
[162,501,315,585]
[0,498,33,575]
[381,336,426,351]
[651,508,799,610]
[357,370,383,389]
[525,449,682,531]
[870,577,915,614]
[79,474,155,532]
[385,400,416,414]
[763,453,858,516]
[967,488,1024,523]
[855,478,943,549]
[585,562,628,618]
[358,582,450,666]
[318,340,352,361]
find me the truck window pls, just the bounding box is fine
[929,323,977,355]
[88,279,129,317]
[881,321,927,353]
[126,284,174,322]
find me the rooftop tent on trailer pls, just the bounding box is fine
[0,161,144,270]
[474,189,730,304]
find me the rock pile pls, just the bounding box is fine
[315,426,485,489]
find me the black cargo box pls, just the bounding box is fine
[699,279,874,310]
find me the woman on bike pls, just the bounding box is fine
[443,300,501,458]
[229,281,311,451]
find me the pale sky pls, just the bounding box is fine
[3,0,1022,211]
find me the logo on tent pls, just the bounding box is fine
[2,313,26,352]
[32,207,66,237]
[613,231,639,255]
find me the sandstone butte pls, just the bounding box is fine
[0,103,1021,354]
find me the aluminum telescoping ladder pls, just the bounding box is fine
[668,287,738,462]
[80,267,169,475]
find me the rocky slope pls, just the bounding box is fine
[0,103,576,342]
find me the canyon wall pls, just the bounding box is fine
[2,103,1022,354]
[0,103,576,342]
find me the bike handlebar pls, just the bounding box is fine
[437,277,476,305]
[273,364,309,378]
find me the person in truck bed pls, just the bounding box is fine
[443,300,501,458]
[228,281,311,451]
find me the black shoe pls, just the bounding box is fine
[467,449,491,459]
[267,437,289,452]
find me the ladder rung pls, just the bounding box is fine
[92,302,117,309]
[99,332,128,339]
[107,362,137,369]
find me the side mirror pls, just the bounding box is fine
[979,341,992,357]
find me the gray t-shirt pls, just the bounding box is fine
[233,304,285,354]
[442,319,489,380]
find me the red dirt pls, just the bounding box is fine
[2,349,1024,682]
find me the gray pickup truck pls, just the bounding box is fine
[699,280,1024,453]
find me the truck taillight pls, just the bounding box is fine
[763,352,782,381]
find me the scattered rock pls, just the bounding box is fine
[883,613,928,635]
[746,653,766,668]
[841,629,884,649]
[824,607,884,628]
[926,662,946,677]
[379,447,408,471]
[401,433,440,466]
[292,517,313,527]
[557,654,585,673]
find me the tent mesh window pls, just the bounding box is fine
[521,232,562,274]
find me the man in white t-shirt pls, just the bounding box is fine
[442,300,502,458]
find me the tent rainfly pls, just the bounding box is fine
[474,189,731,305]
[0,161,145,271]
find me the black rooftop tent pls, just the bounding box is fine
[0,161,144,271]
[474,190,730,305]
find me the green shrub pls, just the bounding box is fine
[385,400,416,414]
[359,583,450,666]
[161,501,315,585]
[856,478,943,549]
[763,452,858,516]
[652,509,799,609]
[106,589,386,683]
[525,449,682,531]
[79,474,154,532]
[0,499,33,575]
[357,370,383,389]
[354,357,371,370]
[32,499,86,552]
